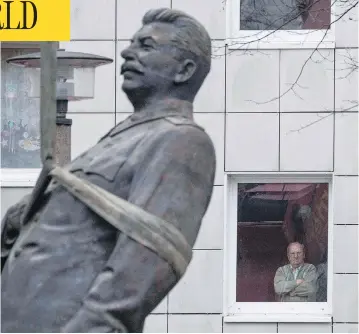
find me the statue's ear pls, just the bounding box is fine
[174,59,197,84]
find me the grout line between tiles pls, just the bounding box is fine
[278,50,281,172]
[224,43,228,172]
[114,0,118,124]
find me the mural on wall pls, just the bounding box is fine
[1,49,41,168]
[236,183,328,303]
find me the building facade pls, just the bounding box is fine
[1,0,358,332]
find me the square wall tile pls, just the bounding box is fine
[225,113,279,171]
[169,250,223,313]
[334,113,358,175]
[335,0,358,48]
[59,41,116,113]
[223,323,277,333]
[335,49,358,112]
[172,0,226,39]
[115,113,132,125]
[278,323,332,333]
[226,50,280,113]
[280,49,334,112]
[194,41,225,113]
[1,188,33,219]
[333,274,358,322]
[333,176,358,225]
[70,0,115,40]
[194,186,224,250]
[117,0,171,39]
[280,113,334,171]
[334,225,358,273]
[152,296,168,314]
[116,41,136,114]
[194,114,225,185]
[168,314,222,333]
[69,113,115,159]
[333,323,359,333]
[143,314,167,333]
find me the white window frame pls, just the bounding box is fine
[223,172,333,323]
[226,0,336,49]
[0,42,55,187]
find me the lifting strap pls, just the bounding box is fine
[49,167,192,278]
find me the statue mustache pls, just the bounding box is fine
[121,62,180,81]
[121,62,144,74]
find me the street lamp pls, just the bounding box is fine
[6,49,113,165]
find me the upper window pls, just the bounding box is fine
[226,0,335,49]
[224,173,332,322]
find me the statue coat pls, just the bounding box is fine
[1,101,216,333]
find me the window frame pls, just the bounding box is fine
[0,42,58,187]
[223,172,334,323]
[225,0,336,50]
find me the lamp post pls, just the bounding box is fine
[6,49,113,166]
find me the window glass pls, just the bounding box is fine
[240,0,331,30]
[1,49,41,168]
[236,183,328,303]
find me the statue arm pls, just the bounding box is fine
[1,193,32,270]
[62,127,216,333]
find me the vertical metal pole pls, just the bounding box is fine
[40,43,72,166]
[40,42,57,167]
[21,42,58,225]
[55,99,72,166]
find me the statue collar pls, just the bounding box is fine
[108,99,194,137]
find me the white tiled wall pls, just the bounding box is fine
[333,274,359,322]
[279,113,334,171]
[225,113,279,171]
[226,50,280,113]
[1,0,358,332]
[168,250,223,314]
[168,314,222,333]
[280,49,335,113]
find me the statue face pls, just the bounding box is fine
[120,22,184,101]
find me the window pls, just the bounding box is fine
[226,0,335,49]
[224,173,333,322]
[1,43,44,186]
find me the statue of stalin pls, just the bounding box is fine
[1,8,216,333]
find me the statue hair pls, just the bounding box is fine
[142,8,212,88]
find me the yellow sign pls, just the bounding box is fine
[0,0,70,41]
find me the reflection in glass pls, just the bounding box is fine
[236,183,328,302]
[1,49,41,168]
[240,0,331,30]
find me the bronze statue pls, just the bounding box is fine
[1,8,216,333]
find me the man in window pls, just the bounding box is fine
[240,0,313,30]
[274,242,317,302]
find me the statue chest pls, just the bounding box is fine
[67,127,146,185]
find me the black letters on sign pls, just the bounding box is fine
[0,0,37,30]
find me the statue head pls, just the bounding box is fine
[120,8,212,108]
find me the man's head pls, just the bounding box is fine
[120,8,212,107]
[287,242,305,268]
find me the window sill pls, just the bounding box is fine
[226,40,335,50]
[1,168,40,187]
[224,314,332,323]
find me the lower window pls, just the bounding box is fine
[224,173,332,322]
